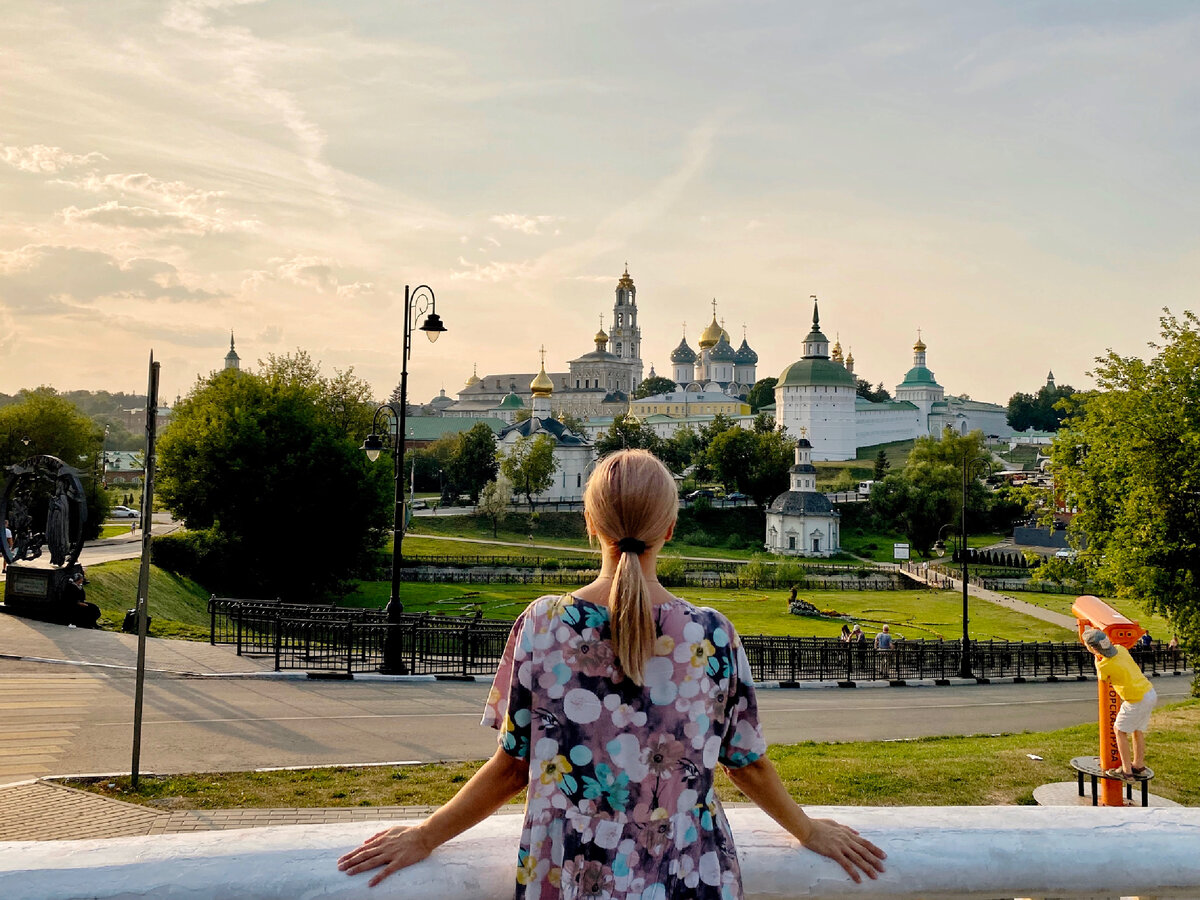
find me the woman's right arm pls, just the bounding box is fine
[337,747,529,887]
[724,756,886,883]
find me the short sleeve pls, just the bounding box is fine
[481,608,533,760]
[718,633,767,768]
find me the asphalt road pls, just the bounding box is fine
[2,664,1192,780]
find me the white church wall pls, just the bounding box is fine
[7,806,1200,900]
[775,385,856,461]
[855,407,923,447]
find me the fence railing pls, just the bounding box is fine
[208,599,1191,680]
[398,553,887,575]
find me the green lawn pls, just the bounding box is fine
[84,559,212,640]
[98,524,133,539]
[68,699,1200,809]
[344,582,1073,641]
[842,531,1007,564]
[1015,591,1177,639]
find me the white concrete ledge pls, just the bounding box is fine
[3,806,1199,899]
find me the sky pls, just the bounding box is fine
[2,1,1198,407]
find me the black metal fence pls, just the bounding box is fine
[398,554,887,576]
[208,599,1191,681]
[396,568,905,591]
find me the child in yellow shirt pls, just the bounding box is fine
[1082,628,1157,780]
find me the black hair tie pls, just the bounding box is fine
[616,537,646,555]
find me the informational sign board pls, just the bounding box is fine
[893,543,910,560]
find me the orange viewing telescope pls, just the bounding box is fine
[1071,595,1146,807]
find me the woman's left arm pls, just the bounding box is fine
[337,747,529,886]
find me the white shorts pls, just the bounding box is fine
[1115,688,1157,734]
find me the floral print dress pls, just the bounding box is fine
[482,593,767,900]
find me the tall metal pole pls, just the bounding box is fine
[131,355,160,787]
[959,451,972,679]
[381,287,412,674]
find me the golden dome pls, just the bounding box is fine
[913,337,927,352]
[617,264,634,290]
[594,328,609,344]
[831,335,843,362]
[699,315,724,350]
[846,348,855,365]
[465,363,480,387]
[530,361,554,397]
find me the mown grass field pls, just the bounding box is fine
[1013,591,1177,638]
[344,582,1074,641]
[68,699,1200,809]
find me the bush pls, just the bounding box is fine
[741,554,771,587]
[775,560,806,586]
[657,554,686,583]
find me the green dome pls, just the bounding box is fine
[777,358,856,388]
[498,391,526,409]
[898,366,941,387]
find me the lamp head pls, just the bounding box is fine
[420,312,446,343]
[360,433,384,462]
[934,540,946,558]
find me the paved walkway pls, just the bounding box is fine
[0,779,453,841]
[0,610,274,675]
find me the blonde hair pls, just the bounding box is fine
[583,449,678,685]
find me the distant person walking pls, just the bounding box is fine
[2,519,11,573]
[874,625,894,676]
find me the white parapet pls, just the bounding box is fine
[3,805,1200,900]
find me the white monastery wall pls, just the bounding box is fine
[776,385,856,460]
[854,407,923,447]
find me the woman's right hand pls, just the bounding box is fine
[800,817,887,883]
[337,824,433,887]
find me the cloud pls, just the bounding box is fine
[61,201,213,234]
[0,144,106,174]
[489,213,563,235]
[51,173,260,234]
[0,244,221,310]
[449,257,536,283]
[244,254,376,298]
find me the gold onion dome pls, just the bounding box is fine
[530,362,554,397]
[846,348,855,366]
[595,327,609,344]
[617,264,635,290]
[913,336,927,352]
[831,336,843,362]
[465,363,480,387]
[699,314,724,350]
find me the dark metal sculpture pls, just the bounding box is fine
[1,454,88,570]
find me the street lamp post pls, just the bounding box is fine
[955,452,992,680]
[360,284,446,675]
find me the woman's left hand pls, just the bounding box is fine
[337,824,433,886]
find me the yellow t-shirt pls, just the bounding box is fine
[1096,646,1153,703]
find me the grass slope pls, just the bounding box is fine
[85,559,212,640]
[69,699,1200,809]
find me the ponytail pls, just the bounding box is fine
[609,543,655,685]
[583,450,677,686]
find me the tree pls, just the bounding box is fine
[1051,310,1200,689]
[856,379,892,403]
[0,388,110,538]
[476,477,512,538]
[706,427,793,508]
[1007,381,1077,432]
[498,434,559,511]
[746,377,777,413]
[660,425,701,474]
[634,375,678,399]
[447,422,498,503]
[157,355,391,601]
[873,448,890,481]
[870,429,992,556]
[594,414,664,459]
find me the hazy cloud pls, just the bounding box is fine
[1,144,106,174]
[0,244,221,310]
[244,254,375,298]
[489,214,563,235]
[449,257,536,282]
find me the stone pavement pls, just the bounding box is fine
[0,608,275,675]
[0,778,463,841]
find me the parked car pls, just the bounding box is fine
[109,506,139,519]
[1054,548,1078,559]
[410,499,428,510]
[725,492,749,502]
[685,489,716,501]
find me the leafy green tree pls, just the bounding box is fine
[1051,310,1200,687]
[871,429,992,556]
[706,427,793,508]
[873,448,890,481]
[476,477,512,538]
[448,422,499,503]
[0,388,110,538]
[746,377,777,413]
[498,434,559,511]
[634,375,678,399]
[856,379,892,403]
[157,355,391,601]
[594,414,664,459]
[1007,381,1077,432]
[660,425,701,474]
[752,413,776,433]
